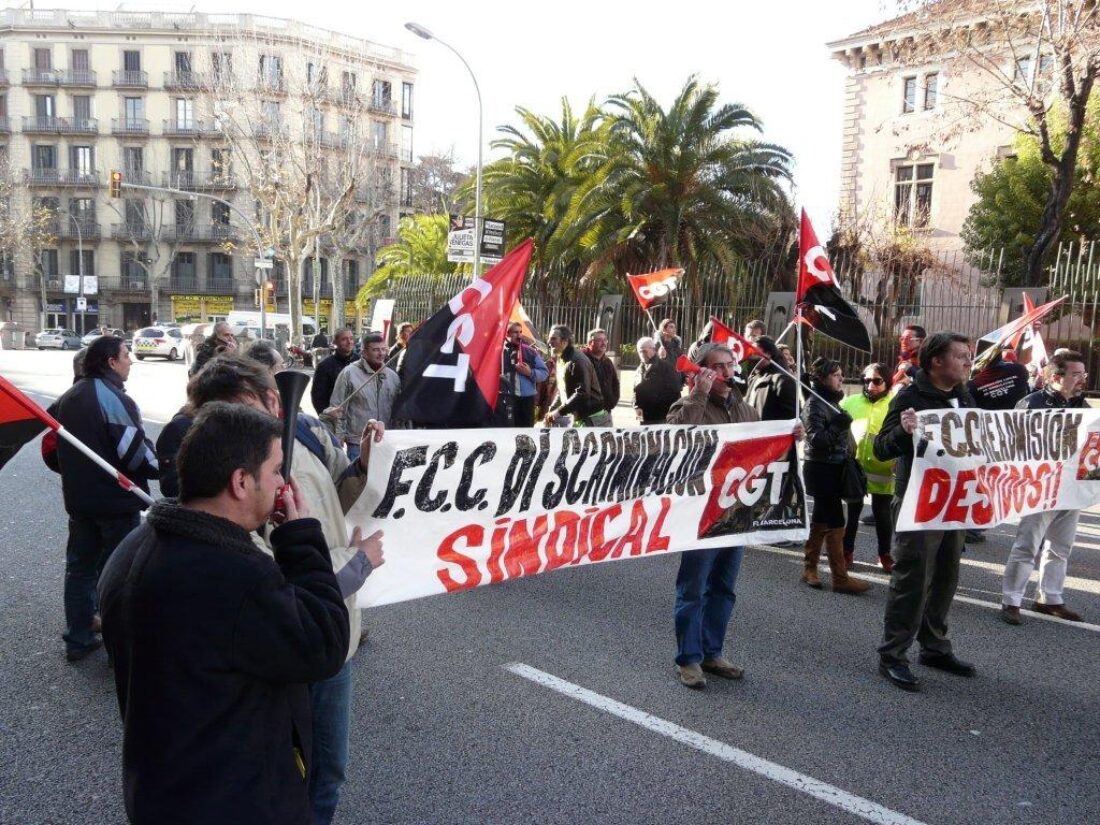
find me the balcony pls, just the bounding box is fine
[368,98,397,116]
[58,70,97,88]
[256,76,286,95]
[166,275,199,293]
[22,69,59,86]
[162,118,211,138]
[0,69,8,87]
[58,219,101,241]
[0,268,15,291]
[302,281,334,299]
[111,222,153,242]
[22,116,60,134]
[164,71,204,90]
[100,275,150,294]
[370,142,400,159]
[33,275,65,292]
[57,117,99,135]
[206,276,237,295]
[310,130,345,150]
[23,169,100,188]
[120,169,153,186]
[112,70,148,89]
[0,117,10,134]
[111,118,150,137]
[250,122,285,142]
[162,170,237,191]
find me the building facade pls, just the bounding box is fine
[0,7,416,333]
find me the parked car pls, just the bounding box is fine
[36,329,82,350]
[133,326,184,361]
[180,322,213,369]
[80,328,125,347]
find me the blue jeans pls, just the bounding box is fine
[345,443,361,462]
[674,546,745,666]
[64,512,140,654]
[309,658,354,825]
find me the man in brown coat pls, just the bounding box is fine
[666,343,758,689]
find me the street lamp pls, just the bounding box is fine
[67,213,85,335]
[404,21,484,278]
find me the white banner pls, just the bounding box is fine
[350,421,807,607]
[897,407,1100,531]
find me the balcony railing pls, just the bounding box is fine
[162,171,237,190]
[112,70,148,88]
[0,117,10,134]
[111,118,150,136]
[0,69,9,86]
[164,71,204,90]
[256,76,286,94]
[22,116,60,133]
[22,69,59,86]
[162,118,210,137]
[167,275,199,292]
[57,117,98,135]
[33,275,65,291]
[58,219,101,241]
[206,277,237,294]
[302,281,334,299]
[24,169,101,187]
[368,98,396,116]
[58,70,97,88]
[120,169,153,186]
[99,276,150,293]
[111,222,153,242]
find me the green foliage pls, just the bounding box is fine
[962,101,1100,286]
[356,214,455,304]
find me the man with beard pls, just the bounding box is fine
[498,321,548,427]
[584,328,620,415]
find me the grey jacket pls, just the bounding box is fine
[331,359,401,442]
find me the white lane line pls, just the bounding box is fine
[753,544,1100,634]
[504,662,929,825]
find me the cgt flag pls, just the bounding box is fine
[706,318,766,364]
[393,239,533,427]
[0,374,53,472]
[797,210,871,352]
[627,268,683,311]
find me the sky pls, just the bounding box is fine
[36,0,894,233]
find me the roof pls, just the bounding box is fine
[828,0,1017,51]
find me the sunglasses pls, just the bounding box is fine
[862,377,885,386]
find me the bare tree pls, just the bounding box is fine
[893,0,1100,283]
[409,151,468,215]
[0,158,60,329]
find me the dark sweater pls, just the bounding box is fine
[310,351,356,414]
[154,410,194,498]
[585,350,621,413]
[968,357,1030,410]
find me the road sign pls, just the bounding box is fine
[447,215,504,264]
[480,219,506,259]
[76,296,87,312]
[447,228,476,264]
[254,259,274,270]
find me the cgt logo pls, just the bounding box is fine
[1078,432,1100,481]
[637,274,679,301]
[423,278,492,392]
[802,244,836,286]
[698,434,797,539]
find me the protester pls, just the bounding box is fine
[244,339,283,374]
[330,333,400,458]
[311,327,330,350]
[311,328,357,418]
[743,319,766,341]
[840,363,896,572]
[800,358,869,593]
[968,345,1030,410]
[386,322,414,365]
[499,321,548,427]
[544,324,609,427]
[745,335,798,421]
[189,320,238,377]
[584,328,620,415]
[874,332,976,692]
[666,343,758,688]
[1025,361,1045,392]
[1001,350,1089,625]
[535,350,559,422]
[98,403,350,824]
[891,324,925,388]
[633,336,682,424]
[656,318,682,364]
[49,335,158,662]
[776,343,797,372]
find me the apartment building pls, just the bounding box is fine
[0,7,416,333]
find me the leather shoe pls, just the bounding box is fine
[1032,602,1082,622]
[65,638,102,663]
[677,663,706,689]
[879,662,920,692]
[1000,605,1022,626]
[918,652,976,677]
[701,656,744,680]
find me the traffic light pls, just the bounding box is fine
[109,170,123,198]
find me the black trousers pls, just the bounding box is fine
[511,395,536,428]
[64,511,140,653]
[844,493,894,556]
[878,497,964,666]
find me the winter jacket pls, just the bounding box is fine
[666,384,759,426]
[874,369,975,500]
[634,357,683,424]
[310,351,357,415]
[840,391,896,495]
[745,364,799,422]
[154,409,194,498]
[585,350,621,412]
[801,382,851,465]
[502,340,549,398]
[97,502,349,825]
[51,371,158,516]
[968,357,1030,410]
[1017,386,1089,410]
[331,359,401,441]
[550,344,605,421]
[657,333,683,364]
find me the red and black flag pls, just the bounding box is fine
[393,239,533,427]
[797,210,871,352]
[627,268,683,311]
[0,374,57,472]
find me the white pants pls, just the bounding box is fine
[1002,510,1081,607]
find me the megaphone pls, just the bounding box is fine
[274,369,311,481]
[676,355,701,375]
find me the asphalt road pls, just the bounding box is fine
[1,349,1099,825]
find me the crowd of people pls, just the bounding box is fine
[35,310,1092,821]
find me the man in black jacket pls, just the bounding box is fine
[584,327,620,414]
[745,336,798,421]
[311,328,357,419]
[98,402,350,825]
[51,336,158,662]
[633,336,682,424]
[874,332,977,692]
[968,346,1030,410]
[544,324,608,426]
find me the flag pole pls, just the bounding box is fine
[55,427,156,507]
[795,305,804,419]
[644,308,662,337]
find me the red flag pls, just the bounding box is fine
[393,239,533,426]
[627,268,683,311]
[0,374,58,472]
[974,294,1066,373]
[797,210,871,352]
[675,355,701,375]
[707,318,765,364]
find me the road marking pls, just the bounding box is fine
[504,662,929,825]
[753,544,1100,634]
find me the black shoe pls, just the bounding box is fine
[964,529,985,544]
[879,662,920,692]
[860,514,876,526]
[918,652,976,677]
[65,639,102,663]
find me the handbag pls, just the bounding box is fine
[840,454,868,502]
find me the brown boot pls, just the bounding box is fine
[800,524,828,588]
[825,528,870,594]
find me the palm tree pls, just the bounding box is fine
[355,213,454,304]
[567,76,794,281]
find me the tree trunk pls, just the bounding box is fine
[331,248,348,332]
[1026,154,1077,286]
[287,254,303,346]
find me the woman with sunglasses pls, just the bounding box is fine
[800,358,870,593]
[840,363,896,572]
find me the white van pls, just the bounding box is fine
[226,311,317,341]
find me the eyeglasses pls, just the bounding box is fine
[710,361,737,373]
[862,377,885,386]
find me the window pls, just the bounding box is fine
[0,95,6,118]
[70,146,93,175]
[122,146,144,173]
[902,77,917,113]
[71,49,89,72]
[211,148,230,177]
[894,162,935,228]
[173,252,196,282]
[310,107,324,133]
[342,71,357,100]
[212,201,230,225]
[401,125,413,163]
[124,97,144,125]
[35,94,55,118]
[372,121,387,150]
[34,48,52,71]
[1014,56,1032,84]
[210,252,233,282]
[174,98,194,128]
[175,52,192,74]
[123,50,141,72]
[400,167,413,209]
[262,100,280,128]
[70,249,95,276]
[122,251,145,281]
[124,198,145,228]
[39,249,59,277]
[259,55,283,87]
[923,73,938,110]
[402,82,414,119]
[372,79,392,108]
[307,62,327,89]
[174,199,194,228]
[70,197,94,220]
[72,95,91,124]
[33,144,57,170]
[345,259,358,293]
